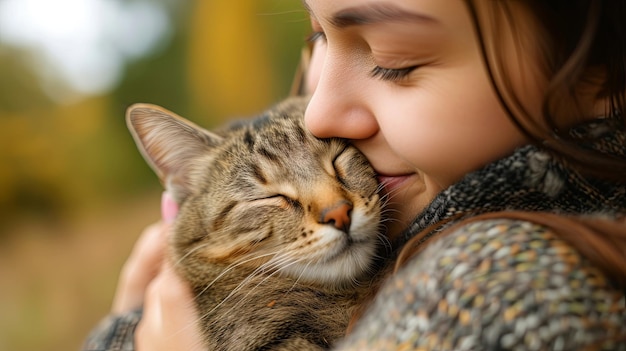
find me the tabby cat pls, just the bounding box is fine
[126,96,386,351]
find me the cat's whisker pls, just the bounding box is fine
[374,182,387,195]
[379,216,402,229]
[205,252,316,323]
[165,262,263,340]
[379,206,402,221]
[211,251,295,306]
[281,259,311,296]
[207,256,305,326]
[375,232,394,253]
[229,252,286,292]
[194,250,282,300]
[171,241,212,268]
[379,191,400,209]
[226,249,292,281]
[379,179,407,201]
[375,183,405,208]
[252,252,306,283]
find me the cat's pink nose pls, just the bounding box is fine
[320,201,352,232]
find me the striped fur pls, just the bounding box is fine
[127,96,386,350]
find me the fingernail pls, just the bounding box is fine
[161,192,179,223]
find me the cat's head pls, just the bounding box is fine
[126,97,382,285]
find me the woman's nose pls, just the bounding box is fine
[303,45,378,140]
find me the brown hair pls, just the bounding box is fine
[465,0,626,182]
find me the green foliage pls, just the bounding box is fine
[0,48,55,113]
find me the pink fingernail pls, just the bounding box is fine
[161,192,179,223]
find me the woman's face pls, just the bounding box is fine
[303,0,542,237]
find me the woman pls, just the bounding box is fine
[85,0,626,350]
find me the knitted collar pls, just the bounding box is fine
[400,118,626,247]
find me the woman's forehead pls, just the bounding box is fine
[303,0,468,26]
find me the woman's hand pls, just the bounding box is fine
[110,192,205,350]
[112,219,166,314]
[136,257,205,351]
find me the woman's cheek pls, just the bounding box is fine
[380,73,524,187]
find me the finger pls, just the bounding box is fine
[136,262,206,351]
[112,221,169,313]
[112,191,179,314]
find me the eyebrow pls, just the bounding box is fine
[302,1,437,28]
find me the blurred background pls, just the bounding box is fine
[0,0,309,350]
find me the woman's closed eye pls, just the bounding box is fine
[370,65,418,82]
[306,29,418,83]
[306,31,326,43]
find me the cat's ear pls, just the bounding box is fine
[126,103,223,202]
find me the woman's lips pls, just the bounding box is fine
[377,174,414,193]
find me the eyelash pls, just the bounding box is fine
[306,31,326,43]
[370,66,418,82]
[305,31,417,82]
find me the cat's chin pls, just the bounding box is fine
[280,236,378,286]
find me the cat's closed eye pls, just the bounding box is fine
[333,157,349,186]
[332,148,368,190]
[253,194,300,210]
